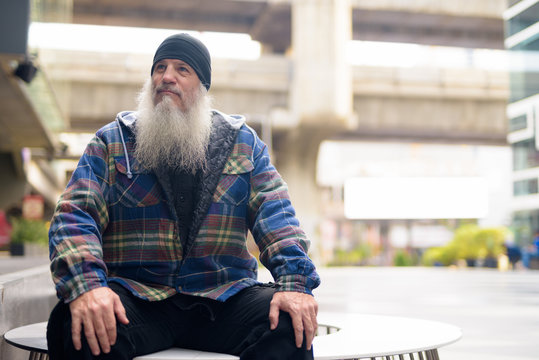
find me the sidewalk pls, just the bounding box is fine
[0,252,49,274]
[2,258,538,360]
[309,267,539,360]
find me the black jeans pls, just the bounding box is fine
[47,283,313,360]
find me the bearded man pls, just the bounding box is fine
[46,33,320,360]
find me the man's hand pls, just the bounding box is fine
[268,291,318,350]
[69,287,129,356]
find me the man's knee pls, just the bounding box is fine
[47,299,132,360]
[273,312,299,342]
[239,311,313,360]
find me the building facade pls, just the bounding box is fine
[505,0,539,245]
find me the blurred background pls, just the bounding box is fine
[0,0,538,271]
[2,1,539,360]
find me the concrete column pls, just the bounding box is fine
[275,128,329,263]
[277,0,353,263]
[290,0,353,127]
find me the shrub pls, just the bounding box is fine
[475,227,506,258]
[421,224,509,267]
[421,247,444,266]
[452,224,481,260]
[329,244,372,266]
[10,218,49,246]
[393,250,415,266]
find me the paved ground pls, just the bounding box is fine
[2,255,538,359]
[0,252,49,274]
[307,267,539,360]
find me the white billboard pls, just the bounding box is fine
[344,177,489,220]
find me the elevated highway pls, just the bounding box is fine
[39,49,508,143]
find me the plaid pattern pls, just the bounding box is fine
[50,111,320,302]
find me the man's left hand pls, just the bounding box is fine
[268,291,318,350]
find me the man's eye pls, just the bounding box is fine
[156,64,166,71]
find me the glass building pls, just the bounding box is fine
[505,0,539,244]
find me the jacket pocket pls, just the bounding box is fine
[213,155,254,205]
[112,158,162,207]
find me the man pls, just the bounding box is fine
[47,33,320,360]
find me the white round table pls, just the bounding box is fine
[313,312,462,359]
[4,312,461,360]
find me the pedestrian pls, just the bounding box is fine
[46,33,320,360]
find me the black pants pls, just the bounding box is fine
[47,283,313,360]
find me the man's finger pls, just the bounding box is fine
[114,296,129,326]
[303,313,316,350]
[104,318,117,347]
[291,313,304,348]
[268,300,280,330]
[101,298,119,347]
[93,316,111,354]
[82,318,101,356]
[71,315,82,351]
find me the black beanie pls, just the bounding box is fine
[151,33,212,91]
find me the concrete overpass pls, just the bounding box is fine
[71,0,505,51]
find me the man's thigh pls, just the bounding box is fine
[177,283,277,354]
[111,283,192,355]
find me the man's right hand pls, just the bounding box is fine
[69,287,129,356]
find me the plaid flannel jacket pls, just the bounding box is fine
[49,110,320,302]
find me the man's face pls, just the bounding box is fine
[151,58,201,112]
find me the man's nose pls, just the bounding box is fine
[162,66,176,83]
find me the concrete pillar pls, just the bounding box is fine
[277,0,353,263]
[0,152,27,210]
[275,128,329,263]
[290,0,353,127]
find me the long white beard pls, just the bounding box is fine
[134,79,212,172]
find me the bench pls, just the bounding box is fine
[4,312,461,360]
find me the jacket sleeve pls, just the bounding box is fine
[49,135,110,303]
[247,129,320,294]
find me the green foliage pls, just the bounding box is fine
[10,218,49,245]
[421,244,459,266]
[452,224,481,260]
[421,247,444,266]
[421,224,508,266]
[440,242,459,265]
[475,227,506,258]
[329,244,372,266]
[393,250,415,266]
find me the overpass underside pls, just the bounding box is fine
[40,49,508,145]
